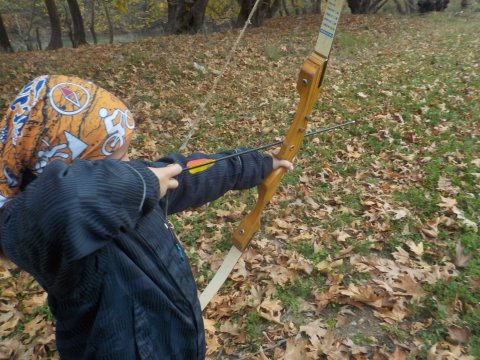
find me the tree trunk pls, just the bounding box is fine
[236,0,272,27]
[63,1,75,47]
[90,0,97,44]
[282,0,290,15]
[290,0,301,14]
[394,0,415,13]
[45,0,63,50]
[166,0,209,34]
[36,27,42,50]
[311,0,322,14]
[100,0,114,44]
[347,0,369,13]
[418,0,449,12]
[66,0,87,47]
[267,0,282,18]
[347,0,389,13]
[0,13,13,52]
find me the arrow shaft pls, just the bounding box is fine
[182,120,355,173]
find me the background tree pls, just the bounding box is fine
[45,0,63,50]
[166,0,210,34]
[89,0,98,44]
[11,0,43,51]
[0,11,13,52]
[66,0,87,46]
[347,0,389,13]
[102,0,114,43]
[236,0,278,27]
[418,0,449,12]
[394,0,415,13]
[310,0,322,14]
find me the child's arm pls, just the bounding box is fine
[146,150,293,214]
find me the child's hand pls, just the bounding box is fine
[272,157,294,172]
[148,164,182,198]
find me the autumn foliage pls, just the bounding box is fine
[0,10,479,359]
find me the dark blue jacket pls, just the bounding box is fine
[0,150,272,359]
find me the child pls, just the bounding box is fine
[0,75,293,359]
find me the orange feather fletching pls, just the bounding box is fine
[186,158,215,174]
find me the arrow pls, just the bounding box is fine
[184,120,355,174]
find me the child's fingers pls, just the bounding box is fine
[166,163,182,177]
[272,157,294,172]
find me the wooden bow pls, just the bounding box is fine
[199,0,346,310]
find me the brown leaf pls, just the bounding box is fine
[299,319,327,347]
[389,347,409,359]
[22,293,47,315]
[316,259,343,274]
[203,318,216,334]
[283,338,308,360]
[219,320,240,335]
[340,284,385,308]
[394,274,424,300]
[205,333,222,356]
[438,196,457,209]
[23,315,45,338]
[265,265,296,286]
[447,326,470,344]
[406,240,424,256]
[455,241,473,268]
[258,298,283,324]
[230,258,248,281]
[0,312,20,337]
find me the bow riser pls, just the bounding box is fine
[278,52,328,161]
[232,53,328,251]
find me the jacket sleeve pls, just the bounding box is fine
[151,149,273,214]
[0,159,160,271]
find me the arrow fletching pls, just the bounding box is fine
[186,158,216,174]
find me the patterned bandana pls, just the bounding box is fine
[0,75,135,207]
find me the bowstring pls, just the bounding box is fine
[179,0,264,151]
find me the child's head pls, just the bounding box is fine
[0,75,135,208]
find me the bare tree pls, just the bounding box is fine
[166,0,210,34]
[236,0,277,27]
[281,0,290,16]
[0,12,13,52]
[347,0,389,13]
[66,0,88,46]
[418,0,449,12]
[89,0,97,44]
[12,1,39,51]
[311,0,322,14]
[394,0,415,13]
[45,0,63,50]
[101,0,114,44]
[267,0,282,18]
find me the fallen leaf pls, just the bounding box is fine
[406,240,424,256]
[454,241,473,268]
[299,319,327,347]
[447,326,470,344]
[258,298,283,324]
[284,337,308,360]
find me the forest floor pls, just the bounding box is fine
[0,8,479,360]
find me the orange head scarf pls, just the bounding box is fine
[0,75,135,207]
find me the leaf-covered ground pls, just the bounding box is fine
[0,9,479,360]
